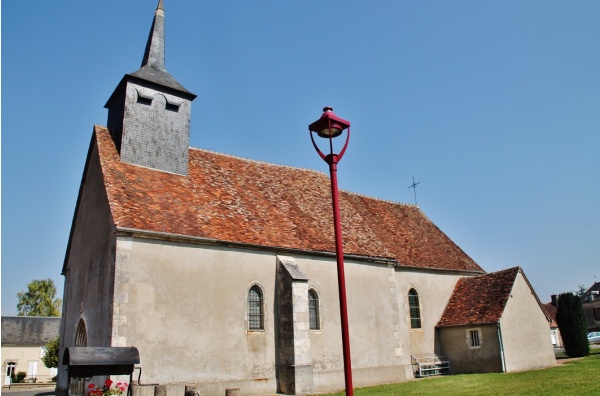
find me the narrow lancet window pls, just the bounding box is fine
[248,285,264,330]
[309,289,320,330]
[408,288,422,329]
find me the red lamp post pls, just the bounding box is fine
[308,106,353,395]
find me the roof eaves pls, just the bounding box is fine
[395,264,485,275]
[115,226,398,266]
[437,320,501,328]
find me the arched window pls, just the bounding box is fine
[248,286,264,330]
[308,289,320,330]
[408,289,421,329]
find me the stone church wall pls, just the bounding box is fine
[112,237,278,395]
[396,270,463,360]
[297,257,409,390]
[110,236,417,395]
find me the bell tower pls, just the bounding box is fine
[105,0,196,176]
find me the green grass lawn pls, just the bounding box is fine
[324,349,600,396]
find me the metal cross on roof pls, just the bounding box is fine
[408,176,421,205]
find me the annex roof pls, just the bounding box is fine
[437,267,521,327]
[94,125,483,273]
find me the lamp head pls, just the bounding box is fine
[309,106,351,138]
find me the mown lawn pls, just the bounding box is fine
[324,349,600,396]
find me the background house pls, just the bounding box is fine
[581,282,600,332]
[56,2,556,395]
[543,298,563,349]
[1,316,61,385]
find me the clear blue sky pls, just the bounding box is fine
[2,1,599,315]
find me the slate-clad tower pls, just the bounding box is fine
[105,0,196,175]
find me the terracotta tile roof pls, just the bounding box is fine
[543,303,558,326]
[437,267,521,327]
[95,125,483,272]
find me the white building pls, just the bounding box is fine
[2,316,60,385]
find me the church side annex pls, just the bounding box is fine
[57,2,556,395]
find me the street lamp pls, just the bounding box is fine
[308,106,353,395]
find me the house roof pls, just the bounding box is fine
[581,282,600,304]
[1,316,61,346]
[94,125,483,272]
[437,267,521,327]
[543,303,558,327]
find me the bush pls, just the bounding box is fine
[14,371,27,383]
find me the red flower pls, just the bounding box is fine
[105,379,113,388]
[88,384,96,389]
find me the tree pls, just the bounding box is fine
[17,278,62,316]
[42,336,60,369]
[575,284,587,297]
[555,292,589,358]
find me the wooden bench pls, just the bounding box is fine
[411,353,450,377]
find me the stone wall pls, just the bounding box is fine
[57,141,117,394]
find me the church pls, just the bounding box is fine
[57,2,556,395]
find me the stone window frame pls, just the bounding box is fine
[308,287,321,332]
[466,327,482,349]
[75,318,87,347]
[408,288,422,329]
[247,283,266,333]
[70,318,88,395]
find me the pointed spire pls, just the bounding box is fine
[106,0,195,109]
[141,0,166,71]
